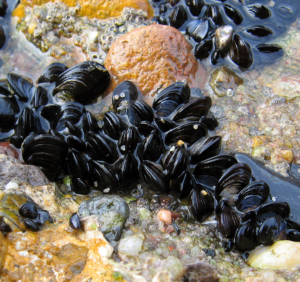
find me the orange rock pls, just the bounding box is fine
[13,0,153,20]
[104,24,208,103]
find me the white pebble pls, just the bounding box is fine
[5,182,19,190]
[118,235,143,257]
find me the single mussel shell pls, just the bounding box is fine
[190,186,215,222]
[216,200,241,239]
[114,153,139,188]
[224,4,243,25]
[40,104,60,124]
[215,163,252,201]
[244,25,273,37]
[229,34,253,69]
[86,131,118,163]
[140,160,169,194]
[286,229,300,242]
[200,111,219,131]
[7,73,34,102]
[215,25,234,56]
[36,62,68,84]
[152,82,190,117]
[235,181,270,212]
[65,148,89,178]
[256,44,282,54]
[65,135,85,152]
[118,126,140,154]
[0,80,11,96]
[140,130,163,162]
[35,209,52,225]
[247,5,271,19]
[31,86,50,109]
[0,96,19,127]
[190,135,222,164]
[185,0,204,16]
[71,177,90,195]
[23,218,40,232]
[19,203,38,219]
[162,144,189,178]
[102,111,127,140]
[164,122,207,146]
[169,0,180,7]
[186,19,209,43]
[171,171,196,199]
[172,97,212,122]
[82,112,98,135]
[205,5,223,26]
[194,39,213,60]
[0,25,5,49]
[127,100,154,125]
[112,81,139,110]
[69,213,82,230]
[169,5,188,29]
[137,121,158,137]
[255,202,290,224]
[234,222,258,252]
[53,61,110,104]
[0,221,12,233]
[155,117,178,132]
[275,2,298,22]
[0,0,8,17]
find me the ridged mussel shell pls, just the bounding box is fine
[185,0,204,17]
[7,73,33,102]
[102,111,127,140]
[36,62,68,84]
[139,130,163,162]
[0,96,19,127]
[186,19,209,42]
[118,126,140,154]
[112,81,138,110]
[169,5,188,28]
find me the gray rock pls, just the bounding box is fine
[78,195,130,242]
[182,260,219,282]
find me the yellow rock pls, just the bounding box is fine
[248,240,300,269]
[280,149,294,163]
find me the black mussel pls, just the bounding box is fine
[224,4,243,25]
[153,82,190,117]
[112,81,139,110]
[165,122,207,146]
[140,130,163,162]
[0,221,12,233]
[118,127,140,154]
[65,148,89,178]
[0,25,5,49]
[286,229,300,242]
[0,96,19,127]
[89,160,118,190]
[205,5,223,26]
[234,222,258,252]
[127,100,154,125]
[102,111,127,140]
[185,0,204,16]
[59,121,81,137]
[235,181,270,212]
[229,34,253,69]
[32,86,50,109]
[216,200,241,239]
[194,39,213,60]
[40,104,60,124]
[256,44,282,54]
[215,163,252,201]
[53,61,110,104]
[169,5,188,29]
[244,25,273,37]
[82,112,98,135]
[114,153,139,188]
[200,111,219,131]
[0,0,7,17]
[215,25,234,56]
[190,186,215,222]
[156,14,169,25]
[65,135,85,152]
[71,178,90,195]
[35,209,52,225]
[255,202,290,224]
[19,203,38,219]
[257,215,287,245]
[171,171,196,199]
[137,121,158,136]
[85,132,118,163]
[23,218,40,232]
[155,117,178,132]
[247,5,271,19]
[186,19,209,43]
[169,0,180,6]
[36,63,68,84]
[162,144,189,178]
[211,51,220,65]
[172,97,212,122]
[69,213,82,230]
[7,73,34,102]
[0,81,11,96]
[190,136,222,164]
[140,160,169,193]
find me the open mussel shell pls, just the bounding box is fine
[0,96,19,127]
[171,171,196,199]
[190,135,222,164]
[165,122,207,146]
[172,97,212,122]
[185,0,204,16]
[102,111,127,140]
[190,186,215,222]
[127,100,154,126]
[229,34,253,69]
[224,4,243,25]
[112,81,139,110]
[36,62,68,84]
[118,126,140,154]
[86,131,118,163]
[53,61,110,105]
[194,39,213,60]
[155,117,178,132]
[234,222,258,252]
[65,148,89,179]
[71,178,90,195]
[162,144,189,178]
[7,73,34,102]
[169,5,188,29]
[140,130,163,162]
[205,5,223,26]
[246,4,271,20]
[140,160,169,194]
[216,200,241,239]
[152,82,190,117]
[186,19,209,43]
[215,163,252,201]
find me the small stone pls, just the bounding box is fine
[280,150,294,163]
[162,256,184,280]
[118,235,143,257]
[157,209,172,225]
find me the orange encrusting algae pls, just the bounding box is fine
[12,0,154,20]
[104,25,208,103]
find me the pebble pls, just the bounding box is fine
[157,209,172,225]
[118,235,143,257]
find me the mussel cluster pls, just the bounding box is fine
[150,0,299,69]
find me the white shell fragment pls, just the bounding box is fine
[247,240,300,269]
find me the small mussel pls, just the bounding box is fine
[19,203,38,219]
[69,213,82,230]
